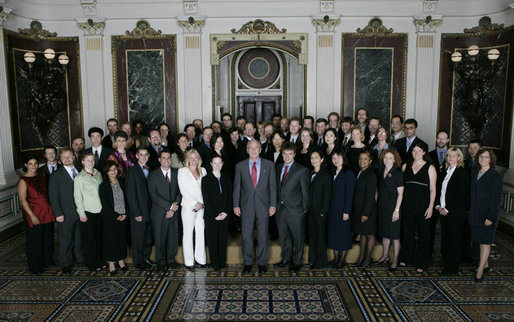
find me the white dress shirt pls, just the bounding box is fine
[439,166,456,213]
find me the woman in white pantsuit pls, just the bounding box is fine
[177,149,207,269]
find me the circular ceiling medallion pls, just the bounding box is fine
[238,48,279,89]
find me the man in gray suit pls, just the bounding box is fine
[148,150,181,272]
[274,142,309,273]
[49,148,85,274]
[233,140,277,274]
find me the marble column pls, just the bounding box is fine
[178,18,205,126]
[77,18,107,137]
[0,8,18,185]
[312,17,340,118]
[412,16,442,148]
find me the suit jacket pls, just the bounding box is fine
[264,148,284,165]
[394,136,428,164]
[125,164,151,222]
[233,158,277,214]
[276,162,309,214]
[435,167,470,218]
[177,167,207,209]
[353,167,377,219]
[38,163,62,186]
[99,179,126,219]
[429,149,447,175]
[147,168,181,219]
[147,145,169,171]
[102,135,113,149]
[201,172,233,222]
[309,169,332,215]
[195,142,212,165]
[85,146,112,173]
[48,166,79,221]
[468,168,502,227]
[238,138,250,161]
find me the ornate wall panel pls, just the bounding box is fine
[439,25,513,166]
[112,21,177,134]
[342,19,407,125]
[4,28,82,167]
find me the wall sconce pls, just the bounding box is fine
[451,44,503,140]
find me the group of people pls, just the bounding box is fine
[19,109,503,282]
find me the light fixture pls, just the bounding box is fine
[487,48,500,61]
[451,51,462,63]
[24,52,36,63]
[467,44,479,56]
[44,48,56,59]
[58,54,69,65]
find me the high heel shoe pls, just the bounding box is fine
[373,258,390,265]
[388,265,397,272]
[474,274,484,283]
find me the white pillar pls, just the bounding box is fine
[178,18,205,125]
[312,17,340,118]
[0,8,18,185]
[77,18,107,136]
[412,16,442,148]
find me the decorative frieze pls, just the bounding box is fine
[413,15,443,33]
[178,17,205,33]
[356,18,393,38]
[77,18,105,36]
[231,19,286,34]
[464,16,504,37]
[18,20,57,41]
[125,20,162,38]
[312,15,340,32]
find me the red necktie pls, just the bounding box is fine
[251,161,257,189]
[281,165,289,185]
[165,172,170,184]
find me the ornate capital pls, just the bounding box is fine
[183,0,198,14]
[0,6,12,26]
[356,18,393,38]
[178,17,205,33]
[77,18,105,35]
[320,0,334,13]
[413,15,443,32]
[464,16,504,37]
[231,19,286,34]
[125,20,162,38]
[423,0,438,13]
[312,15,340,32]
[80,0,97,16]
[18,20,57,41]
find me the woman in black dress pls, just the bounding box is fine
[469,149,502,282]
[201,155,232,271]
[100,161,128,275]
[399,142,437,273]
[296,128,315,172]
[307,149,332,268]
[323,128,339,170]
[205,134,231,174]
[347,127,368,175]
[223,128,241,178]
[435,147,470,275]
[374,149,404,271]
[265,130,285,165]
[353,150,378,268]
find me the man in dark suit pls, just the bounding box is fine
[71,137,85,171]
[126,146,154,270]
[328,112,344,140]
[464,139,482,172]
[84,127,112,173]
[101,118,118,148]
[233,140,277,274]
[147,129,169,170]
[340,117,354,151]
[274,142,309,273]
[193,118,204,146]
[366,117,380,146]
[238,122,256,161]
[184,124,196,149]
[38,145,62,182]
[147,150,181,271]
[394,118,428,164]
[48,148,85,274]
[195,126,214,163]
[314,118,328,149]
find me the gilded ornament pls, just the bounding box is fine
[312,16,340,32]
[464,16,504,37]
[178,17,205,33]
[18,20,57,41]
[125,20,162,38]
[77,18,105,35]
[231,19,286,34]
[356,17,393,38]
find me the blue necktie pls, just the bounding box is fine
[71,168,77,179]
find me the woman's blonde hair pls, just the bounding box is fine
[445,146,464,168]
[185,148,203,173]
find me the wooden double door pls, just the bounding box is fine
[237,96,281,124]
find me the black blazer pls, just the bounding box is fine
[99,179,126,219]
[85,146,112,173]
[195,141,212,165]
[309,169,332,215]
[147,145,170,171]
[435,167,470,218]
[353,167,377,219]
[264,148,284,165]
[102,135,113,149]
[394,136,428,164]
[469,168,503,227]
[275,162,310,213]
[201,172,233,222]
[125,164,151,222]
[429,149,446,175]
[48,166,78,220]
[147,167,181,219]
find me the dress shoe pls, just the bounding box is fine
[108,269,118,276]
[145,259,157,267]
[195,264,207,269]
[388,265,397,272]
[61,267,71,274]
[310,264,318,269]
[119,266,128,272]
[169,262,180,269]
[156,265,167,272]
[373,258,390,265]
[290,264,302,274]
[475,275,484,283]
[274,261,290,268]
[136,263,149,271]
[361,261,372,270]
[243,265,252,273]
[185,266,194,271]
[258,265,267,273]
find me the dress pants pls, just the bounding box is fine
[80,212,104,271]
[400,212,432,270]
[152,213,178,266]
[276,208,305,266]
[441,213,465,273]
[205,217,229,268]
[130,219,153,265]
[308,210,327,266]
[25,221,54,274]
[241,210,269,266]
[181,207,206,267]
[57,218,84,268]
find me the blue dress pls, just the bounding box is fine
[327,169,356,251]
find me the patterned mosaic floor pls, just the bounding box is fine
[0,229,513,321]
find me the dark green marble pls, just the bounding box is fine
[354,48,393,125]
[127,50,165,131]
